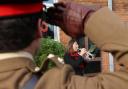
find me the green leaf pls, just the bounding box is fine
[34,37,65,68]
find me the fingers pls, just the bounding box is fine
[47,7,63,13]
[79,48,87,56]
[47,8,63,20]
[47,2,66,14]
[46,6,64,26]
[54,2,66,8]
[81,48,87,52]
[46,2,66,20]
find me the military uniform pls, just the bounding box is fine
[1,1,128,89]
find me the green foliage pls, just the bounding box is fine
[35,37,65,67]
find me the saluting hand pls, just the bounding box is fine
[46,2,100,38]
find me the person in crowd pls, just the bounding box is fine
[64,39,87,75]
[38,1,128,89]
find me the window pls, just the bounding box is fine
[43,0,60,41]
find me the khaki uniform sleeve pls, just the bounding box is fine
[85,7,128,68]
[35,65,100,89]
[35,65,75,89]
[85,7,128,51]
[35,64,128,89]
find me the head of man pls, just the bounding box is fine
[0,0,47,55]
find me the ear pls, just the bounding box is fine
[38,19,48,33]
[36,19,48,38]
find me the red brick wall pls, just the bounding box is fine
[113,0,128,21]
[101,51,109,72]
[60,30,70,46]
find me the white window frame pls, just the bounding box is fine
[108,0,114,72]
[43,0,60,42]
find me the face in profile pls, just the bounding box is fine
[72,41,79,51]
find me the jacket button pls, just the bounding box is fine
[35,67,40,72]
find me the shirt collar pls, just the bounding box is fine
[0,51,34,61]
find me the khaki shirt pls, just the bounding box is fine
[0,52,64,89]
[0,51,40,89]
